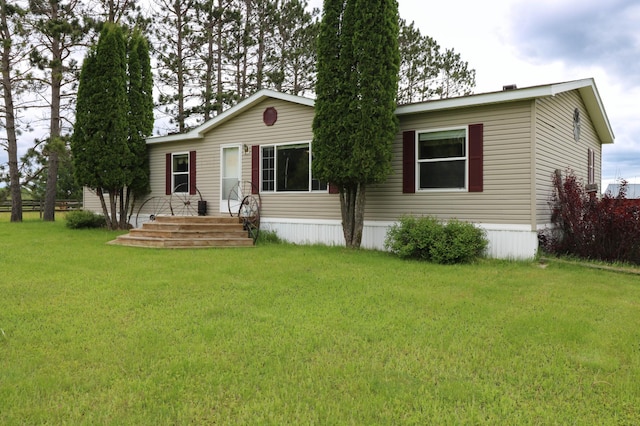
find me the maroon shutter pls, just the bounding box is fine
[468,124,483,192]
[251,145,260,194]
[402,130,416,193]
[165,153,172,195]
[189,151,197,195]
[328,183,339,194]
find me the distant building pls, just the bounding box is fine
[605,184,640,199]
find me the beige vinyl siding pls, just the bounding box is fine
[534,90,602,224]
[147,98,342,220]
[82,188,108,213]
[366,101,534,225]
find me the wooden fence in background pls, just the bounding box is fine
[0,199,82,215]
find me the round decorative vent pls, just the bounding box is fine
[263,107,277,126]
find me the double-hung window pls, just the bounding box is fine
[261,142,327,192]
[417,128,467,190]
[172,152,189,193]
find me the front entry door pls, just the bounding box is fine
[221,145,241,213]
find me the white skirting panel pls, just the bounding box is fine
[261,218,539,260]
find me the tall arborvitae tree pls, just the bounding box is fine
[313,0,399,248]
[28,0,89,221]
[0,1,30,222]
[72,23,130,230]
[122,28,153,226]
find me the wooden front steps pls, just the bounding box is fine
[108,215,255,248]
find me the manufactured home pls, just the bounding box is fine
[86,78,614,259]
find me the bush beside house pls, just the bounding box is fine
[540,172,640,264]
[385,216,488,264]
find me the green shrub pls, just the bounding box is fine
[256,229,282,245]
[65,210,106,229]
[385,216,487,264]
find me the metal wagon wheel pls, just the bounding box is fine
[135,196,172,227]
[170,183,203,216]
[227,180,261,217]
[239,194,260,243]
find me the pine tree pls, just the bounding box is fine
[397,19,475,104]
[0,1,29,222]
[153,0,198,132]
[313,0,399,248]
[28,0,89,221]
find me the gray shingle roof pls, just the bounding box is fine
[605,184,640,199]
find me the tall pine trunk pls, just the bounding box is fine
[42,2,62,221]
[0,1,22,222]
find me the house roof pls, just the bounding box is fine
[396,78,614,144]
[148,77,614,145]
[605,183,640,199]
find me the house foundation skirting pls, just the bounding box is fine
[261,218,539,260]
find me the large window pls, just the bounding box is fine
[172,152,189,193]
[261,142,327,192]
[417,128,467,190]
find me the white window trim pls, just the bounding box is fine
[172,152,190,193]
[260,140,328,194]
[415,126,469,192]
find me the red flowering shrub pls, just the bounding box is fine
[539,171,640,264]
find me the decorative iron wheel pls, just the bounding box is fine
[239,194,260,243]
[170,183,203,216]
[227,180,261,217]
[135,196,172,227]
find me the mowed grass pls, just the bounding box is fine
[1,214,639,424]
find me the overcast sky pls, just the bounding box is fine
[308,0,640,189]
[4,0,638,192]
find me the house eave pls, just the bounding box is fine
[147,78,614,146]
[396,78,615,144]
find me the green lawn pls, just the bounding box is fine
[1,215,639,424]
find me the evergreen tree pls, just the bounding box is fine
[265,0,319,96]
[72,22,130,230]
[313,0,399,248]
[153,0,199,132]
[28,0,90,221]
[193,0,238,119]
[0,1,30,222]
[397,19,475,104]
[122,28,153,226]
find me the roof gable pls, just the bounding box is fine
[147,89,314,144]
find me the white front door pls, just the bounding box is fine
[221,145,242,213]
